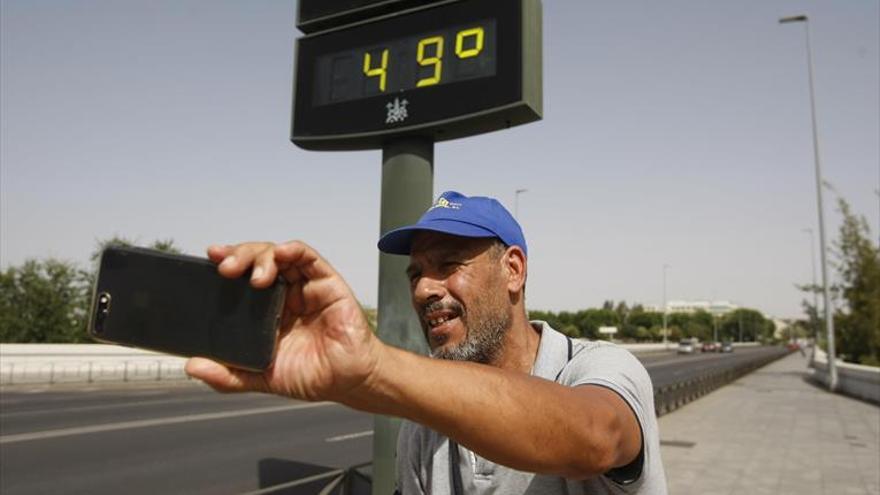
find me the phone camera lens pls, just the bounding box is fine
[94,292,112,334]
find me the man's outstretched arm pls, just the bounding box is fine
[346,343,642,479]
[186,241,641,480]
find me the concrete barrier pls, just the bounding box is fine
[0,344,190,385]
[0,341,764,386]
[810,348,880,405]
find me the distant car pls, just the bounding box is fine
[701,342,719,353]
[678,339,696,354]
[720,341,733,353]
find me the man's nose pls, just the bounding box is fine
[412,275,446,306]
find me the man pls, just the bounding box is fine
[186,191,667,494]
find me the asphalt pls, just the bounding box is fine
[659,351,880,495]
[643,346,785,388]
[0,387,373,495]
[1,347,843,494]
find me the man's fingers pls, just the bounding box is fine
[250,247,279,288]
[185,357,268,393]
[273,241,356,315]
[207,245,233,263]
[274,241,340,283]
[214,243,274,280]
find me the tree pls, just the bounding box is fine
[666,311,713,341]
[799,297,822,342]
[719,309,770,342]
[627,309,662,332]
[576,308,619,340]
[0,259,91,342]
[529,305,771,343]
[89,236,181,263]
[830,198,880,365]
[627,307,663,342]
[528,310,576,337]
[0,236,183,343]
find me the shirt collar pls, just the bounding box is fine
[530,321,570,381]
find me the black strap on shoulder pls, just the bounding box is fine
[553,336,574,382]
[449,440,463,495]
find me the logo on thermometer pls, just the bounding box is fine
[385,98,409,124]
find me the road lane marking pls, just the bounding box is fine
[0,396,213,418]
[325,430,374,443]
[0,401,333,445]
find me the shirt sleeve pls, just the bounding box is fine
[559,343,657,492]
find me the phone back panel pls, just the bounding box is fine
[90,246,285,371]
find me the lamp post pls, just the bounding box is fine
[514,188,528,219]
[780,14,837,390]
[802,227,820,342]
[662,264,670,348]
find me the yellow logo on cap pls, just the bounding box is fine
[429,196,461,211]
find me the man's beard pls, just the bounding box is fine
[425,293,512,365]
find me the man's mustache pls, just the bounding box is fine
[421,299,464,320]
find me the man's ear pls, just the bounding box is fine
[503,245,527,293]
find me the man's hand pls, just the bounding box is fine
[185,241,383,403]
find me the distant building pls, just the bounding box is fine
[645,300,739,315]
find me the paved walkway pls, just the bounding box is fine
[659,351,879,495]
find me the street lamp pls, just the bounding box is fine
[780,14,837,390]
[802,227,820,342]
[662,264,670,348]
[514,188,528,219]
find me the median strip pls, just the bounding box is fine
[0,401,333,445]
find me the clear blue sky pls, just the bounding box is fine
[2,0,878,319]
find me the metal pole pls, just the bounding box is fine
[802,228,820,342]
[802,18,837,390]
[662,264,669,348]
[780,15,837,390]
[373,137,433,495]
[514,188,528,219]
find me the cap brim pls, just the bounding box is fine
[377,219,498,255]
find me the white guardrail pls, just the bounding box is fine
[810,348,880,404]
[0,341,761,386]
[0,344,190,386]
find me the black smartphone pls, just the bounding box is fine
[88,246,286,371]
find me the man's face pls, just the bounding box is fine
[406,232,512,364]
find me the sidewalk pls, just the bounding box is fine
[659,351,879,495]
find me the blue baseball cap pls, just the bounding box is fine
[377,191,528,256]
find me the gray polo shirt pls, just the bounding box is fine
[396,322,668,494]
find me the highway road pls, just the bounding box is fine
[0,346,784,494]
